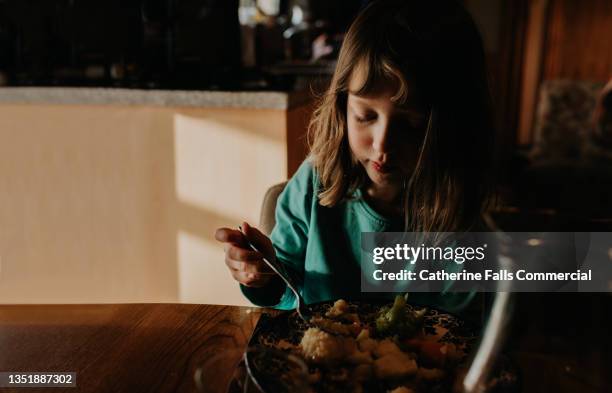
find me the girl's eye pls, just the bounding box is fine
[355,114,376,123]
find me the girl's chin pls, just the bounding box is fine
[366,168,402,185]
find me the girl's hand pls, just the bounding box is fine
[214,222,278,288]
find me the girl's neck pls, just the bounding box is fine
[363,181,404,218]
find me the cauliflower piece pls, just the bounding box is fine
[326,299,350,317]
[311,316,361,336]
[300,327,356,364]
[326,299,360,323]
[374,351,418,379]
[300,327,344,363]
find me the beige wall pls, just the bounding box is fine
[0,104,305,305]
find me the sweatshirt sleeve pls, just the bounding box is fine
[240,160,315,309]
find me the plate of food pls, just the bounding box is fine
[244,295,515,393]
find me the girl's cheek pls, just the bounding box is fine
[347,131,359,157]
[348,126,372,156]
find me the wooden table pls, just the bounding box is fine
[0,300,609,393]
[0,304,265,393]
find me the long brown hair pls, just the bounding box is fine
[308,0,495,232]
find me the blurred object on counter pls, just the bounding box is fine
[257,0,281,16]
[282,0,316,61]
[238,0,365,90]
[240,0,289,68]
[238,1,256,70]
[311,33,333,61]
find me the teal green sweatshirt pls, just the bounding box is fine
[241,160,476,315]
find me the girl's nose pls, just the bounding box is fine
[372,121,392,154]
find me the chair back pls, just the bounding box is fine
[259,182,287,235]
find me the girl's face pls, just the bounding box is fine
[346,75,428,190]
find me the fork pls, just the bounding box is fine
[238,226,311,323]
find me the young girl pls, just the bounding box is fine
[215,0,494,314]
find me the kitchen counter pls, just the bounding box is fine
[0,87,313,306]
[0,87,313,110]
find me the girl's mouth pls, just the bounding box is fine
[372,161,394,174]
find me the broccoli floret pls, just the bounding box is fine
[375,294,425,338]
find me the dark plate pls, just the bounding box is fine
[245,300,512,393]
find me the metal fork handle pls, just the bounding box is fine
[238,226,309,322]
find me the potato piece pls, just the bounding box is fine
[374,339,403,358]
[359,338,377,354]
[374,351,418,379]
[357,329,377,353]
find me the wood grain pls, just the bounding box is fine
[0,304,265,393]
[1,300,608,393]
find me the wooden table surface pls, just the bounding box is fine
[0,300,609,393]
[0,304,265,393]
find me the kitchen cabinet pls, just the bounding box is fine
[0,87,312,305]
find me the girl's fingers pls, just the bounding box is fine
[230,269,270,288]
[242,222,275,258]
[225,244,262,261]
[217,224,276,287]
[215,227,247,247]
[225,256,274,274]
